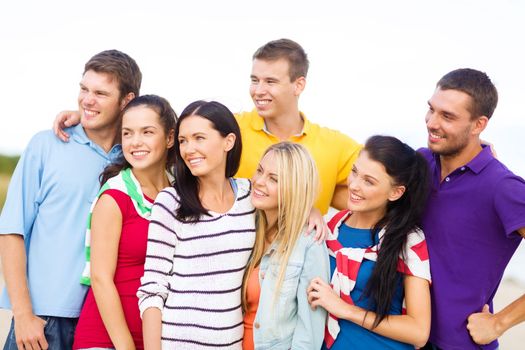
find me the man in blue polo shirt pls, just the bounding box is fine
[0,50,141,349]
[420,68,525,350]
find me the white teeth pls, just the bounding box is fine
[350,193,363,200]
[189,158,203,165]
[132,151,148,156]
[256,100,270,106]
[253,189,267,197]
[84,109,98,116]
[430,133,443,139]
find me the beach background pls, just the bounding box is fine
[0,0,524,348]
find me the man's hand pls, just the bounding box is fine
[467,304,501,345]
[14,312,48,350]
[305,208,328,242]
[52,110,81,142]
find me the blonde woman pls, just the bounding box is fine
[242,142,330,350]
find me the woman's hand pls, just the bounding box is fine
[307,277,351,319]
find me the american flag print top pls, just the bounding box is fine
[324,210,431,349]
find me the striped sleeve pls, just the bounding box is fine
[397,228,431,283]
[137,188,179,317]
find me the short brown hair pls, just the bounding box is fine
[252,39,309,81]
[84,50,142,99]
[437,68,498,120]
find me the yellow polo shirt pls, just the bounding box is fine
[235,109,362,214]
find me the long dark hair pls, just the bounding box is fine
[361,135,430,328]
[173,100,242,221]
[99,94,178,185]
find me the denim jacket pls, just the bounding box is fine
[253,230,330,349]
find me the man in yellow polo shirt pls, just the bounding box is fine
[52,39,361,214]
[236,39,361,214]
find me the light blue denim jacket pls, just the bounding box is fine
[253,230,330,349]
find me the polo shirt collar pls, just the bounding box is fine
[70,124,122,160]
[465,145,493,174]
[249,109,310,136]
[433,144,493,175]
[70,124,91,145]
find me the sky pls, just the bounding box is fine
[1,1,524,170]
[0,0,524,280]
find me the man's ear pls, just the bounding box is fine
[120,92,135,110]
[294,77,306,97]
[472,116,489,136]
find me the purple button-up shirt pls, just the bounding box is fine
[420,146,525,350]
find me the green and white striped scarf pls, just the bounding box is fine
[80,168,154,285]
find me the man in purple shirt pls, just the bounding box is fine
[420,68,525,350]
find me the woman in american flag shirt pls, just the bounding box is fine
[307,135,432,350]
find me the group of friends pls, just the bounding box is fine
[0,38,524,350]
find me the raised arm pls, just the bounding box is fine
[90,194,135,350]
[330,185,349,210]
[52,110,81,142]
[305,208,328,241]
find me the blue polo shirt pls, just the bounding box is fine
[420,146,525,350]
[0,124,121,317]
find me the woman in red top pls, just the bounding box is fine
[73,95,176,349]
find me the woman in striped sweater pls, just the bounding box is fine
[138,101,255,349]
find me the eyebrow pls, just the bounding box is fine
[250,74,279,82]
[79,83,111,95]
[428,101,458,119]
[353,165,379,182]
[178,132,206,138]
[364,174,379,182]
[122,126,158,131]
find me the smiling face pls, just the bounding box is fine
[121,105,174,172]
[425,88,481,157]
[177,115,235,178]
[347,151,404,220]
[251,150,279,218]
[79,70,126,135]
[249,58,304,120]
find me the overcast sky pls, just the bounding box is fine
[1,0,524,177]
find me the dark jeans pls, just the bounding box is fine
[4,316,78,350]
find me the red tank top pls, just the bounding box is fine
[73,189,152,350]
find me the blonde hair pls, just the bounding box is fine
[242,142,319,311]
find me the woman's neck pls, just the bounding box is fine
[198,173,234,213]
[345,209,385,229]
[132,165,170,199]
